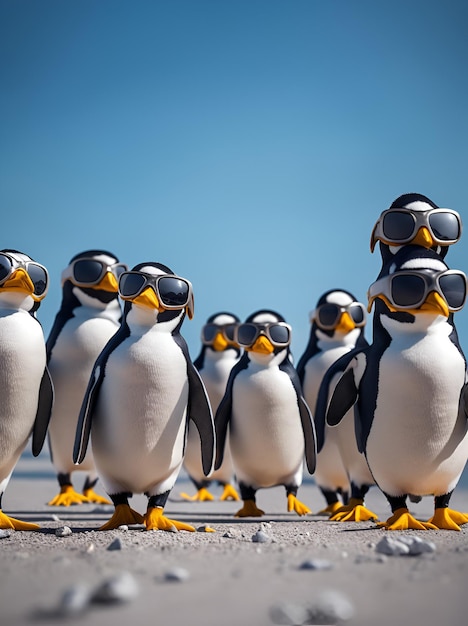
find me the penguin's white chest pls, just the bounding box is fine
[0,310,46,477]
[230,364,305,487]
[366,326,468,495]
[92,328,188,492]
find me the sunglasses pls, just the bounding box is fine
[371,208,462,250]
[312,302,366,330]
[119,271,193,310]
[201,323,238,345]
[62,258,128,287]
[235,322,292,348]
[0,252,49,300]
[368,269,467,312]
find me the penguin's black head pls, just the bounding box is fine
[0,248,49,313]
[370,193,462,264]
[200,311,241,352]
[61,249,127,306]
[310,289,366,338]
[119,262,194,326]
[236,309,291,358]
[368,245,467,322]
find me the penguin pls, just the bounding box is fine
[180,312,241,502]
[296,290,376,521]
[325,245,468,530]
[0,249,53,530]
[73,262,215,531]
[370,192,462,265]
[215,309,316,517]
[46,250,127,506]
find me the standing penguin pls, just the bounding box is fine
[74,262,215,531]
[180,312,241,502]
[370,193,462,265]
[46,250,127,506]
[296,290,376,521]
[215,310,316,517]
[0,249,53,530]
[326,246,468,530]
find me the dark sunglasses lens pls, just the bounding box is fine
[0,254,12,282]
[113,264,127,278]
[74,260,104,283]
[349,304,365,324]
[391,274,425,306]
[439,274,466,309]
[237,324,258,345]
[269,324,290,344]
[429,212,460,242]
[224,324,236,341]
[317,304,340,327]
[382,211,415,240]
[202,324,218,342]
[157,277,189,307]
[27,264,48,295]
[119,273,146,297]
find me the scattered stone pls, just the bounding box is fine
[0,529,11,539]
[58,584,92,616]
[85,543,96,554]
[164,567,190,582]
[55,526,72,537]
[107,538,123,551]
[299,558,334,571]
[270,601,310,625]
[252,530,270,543]
[376,535,436,556]
[375,535,410,556]
[197,524,215,532]
[307,590,355,624]
[51,514,61,522]
[92,572,139,604]
[118,525,129,531]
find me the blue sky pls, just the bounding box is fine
[1,0,468,360]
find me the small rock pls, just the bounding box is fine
[299,558,334,571]
[197,524,215,533]
[55,526,72,537]
[107,538,123,551]
[0,529,11,539]
[164,567,190,582]
[86,543,96,554]
[252,530,270,543]
[92,572,139,604]
[306,590,355,624]
[397,535,437,555]
[51,514,61,522]
[118,525,129,531]
[375,536,410,556]
[270,601,309,625]
[58,584,92,616]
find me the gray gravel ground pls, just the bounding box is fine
[1,450,468,626]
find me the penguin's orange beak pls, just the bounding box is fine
[417,291,449,317]
[247,335,274,354]
[411,226,434,248]
[94,271,119,293]
[335,311,356,333]
[212,332,229,351]
[1,268,37,299]
[133,287,163,310]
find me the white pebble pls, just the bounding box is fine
[299,558,334,571]
[164,567,190,582]
[375,536,410,556]
[307,589,355,623]
[118,525,129,531]
[252,530,270,543]
[51,514,61,522]
[0,529,11,539]
[92,572,139,604]
[270,601,310,625]
[397,534,437,555]
[55,526,72,537]
[58,584,91,615]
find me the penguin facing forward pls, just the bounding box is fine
[297,290,377,521]
[370,192,462,265]
[180,312,241,502]
[326,246,468,530]
[215,310,316,517]
[46,250,127,506]
[74,262,215,531]
[0,249,53,530]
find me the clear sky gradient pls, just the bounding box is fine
[1,0,467,360]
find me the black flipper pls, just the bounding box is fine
[326,368,358,427]
[214,354,249,470]
[31,366,54,457]
[73,324,129,464]
[280,358,317,474]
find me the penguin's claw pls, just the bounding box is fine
[0,510,40,531]
[427,508,468,531]
[179,487,215,502]
[316,501,344,516]
[329,499,378,522]
[234,500,265,517]
[145,506,195,532]
[47,485,91,506]
[219,483,240,501]
[377,507,437,531]
[99,504,144,530]
[82,489,111,505]
[287,494,311,516]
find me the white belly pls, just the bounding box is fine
[230,365,305,488]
